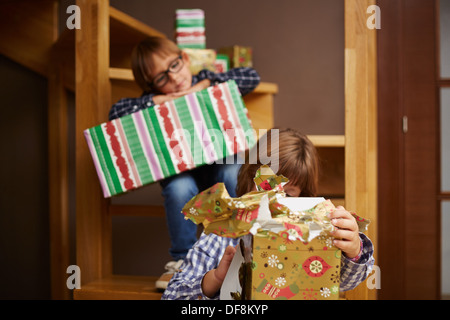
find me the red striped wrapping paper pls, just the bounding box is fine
[84,80,256,198]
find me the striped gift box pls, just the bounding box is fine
[175,9,206,49]
[84,80,256,198]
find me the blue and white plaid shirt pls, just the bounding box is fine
[161,232,375,300]
[108,67,260,121]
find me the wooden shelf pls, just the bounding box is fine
[253,82,278,94]
[308,135,345,148]
[109,67,134,80]
[74,275,162,300]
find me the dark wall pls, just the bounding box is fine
[0,55,50,299]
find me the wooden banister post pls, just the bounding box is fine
[344,0,378,300]
[75,0,112,285]
[48,55,71,300]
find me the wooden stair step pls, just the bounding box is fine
[74,275,162,300]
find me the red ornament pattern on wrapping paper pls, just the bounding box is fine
[212,85,238,153]
[302,256,332,278]
[282,222,303,239]
[105,122,134,190]
[158,103,187,172]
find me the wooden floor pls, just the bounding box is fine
[74,275,162,300]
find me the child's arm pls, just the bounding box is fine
[195,67,261,96]
[108,79,213,121]
[108,94,156,121]
[201,245,236,298]
[108,68,260,120]
[339,233,375,291]
[328,206,375,291]
[161,233,239,300]
[165,79,212,99]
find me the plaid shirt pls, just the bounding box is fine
[161,232,375,300]
[108,67,260,121]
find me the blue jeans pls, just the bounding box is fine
[160,156,241,260]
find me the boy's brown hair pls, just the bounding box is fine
[131,36,181,93]
[236,128,319,197]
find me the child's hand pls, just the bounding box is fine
[328,206,361,260]
[201,245,236,298]
[152,94,178,105]
[154,80,212,104]
[172,79,211,97]
[214,245,237,282]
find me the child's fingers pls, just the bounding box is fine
[333,237,361,260]
[222,246,236,263]
[328,206,352,219]
[333,239,354,253]
[331,217,357,232]
[329,206,361,259]
[329,207,358,231]
[215,246,236,282]
[331,229,355,242]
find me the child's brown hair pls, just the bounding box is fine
[236,128,319,197]
[131,36,181,93]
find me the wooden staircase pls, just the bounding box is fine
[1,0,278,300]
[2,0,377,300]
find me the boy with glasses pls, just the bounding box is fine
[108,36,260,290]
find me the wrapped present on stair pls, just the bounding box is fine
[84,80,256,198]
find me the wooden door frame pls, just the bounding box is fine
[377,0,440,299]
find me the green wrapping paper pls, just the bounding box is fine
[84,80,256,198]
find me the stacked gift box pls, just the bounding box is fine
[214,54,230,73]
[183,48,216,75]
[84,80,256,198]
[175,9,206,49]
[218,46,253,69]
[175,9,251,74]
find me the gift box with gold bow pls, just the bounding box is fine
[182,165,370,300]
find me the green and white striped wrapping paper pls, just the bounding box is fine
[175,9,206,49]
[84,80,256,198]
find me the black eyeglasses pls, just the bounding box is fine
[150,55,184,88]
